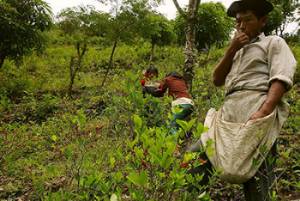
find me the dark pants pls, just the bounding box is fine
[243,144,277,201]
[188,144,277,200]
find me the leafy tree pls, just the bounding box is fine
[138,13,175,63]
[57,7,82,36]
[97,0,160,89]
[268,0,299,35]
[86,10,111,37]
[174,2,234,51]
[57,6,110,38]
[0,0,52,68]
[264,6,284,35]
[99,12,138,89]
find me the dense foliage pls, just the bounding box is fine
[0,0,52,68]
[268,0,299,35]
[57,6,111,38]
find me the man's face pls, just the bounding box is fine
[235,10,267,40]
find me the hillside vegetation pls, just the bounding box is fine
[0,42,299,200]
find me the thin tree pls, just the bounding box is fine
[98,0,156,90]
[137,12,174,64]
[268,0,299,35]
[99,11,136,90]
[68,42,87,97]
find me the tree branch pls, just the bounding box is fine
[188,0,201,19]
[172,0,187,19]
[195,0,201,14]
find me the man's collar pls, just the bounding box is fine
[250,32,265,43]
[258,32,266,40]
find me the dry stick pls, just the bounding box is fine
[99,39,118,90]
[68,56,75,95]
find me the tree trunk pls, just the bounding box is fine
[184,19,197,90]
[172,0,200,91]
[275,28,278,36]
[183,0,200,90]
[279,22,286,37]
[0,53,6,68]
[100,39,118,89]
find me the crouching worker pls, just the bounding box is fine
[140,68,194,135]
[187,0,296,200]
[155,72,194,135]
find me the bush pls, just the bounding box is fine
[0,63,32,103]
[22,94,60,123]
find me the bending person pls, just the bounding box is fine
[156,72,194,135]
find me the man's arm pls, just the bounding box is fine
[249,80,286,120]
[213,32,249,86]
[145,86,164,97]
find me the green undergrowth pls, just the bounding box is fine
[0,43,299,200]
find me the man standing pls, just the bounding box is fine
[189,0,296,200]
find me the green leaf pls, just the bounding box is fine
[134,147,144,160]
[193,123,208,138]
[194,123,205,138]
[51,134,58,142]
[113,171,123,183]
[160,153,173,169]
[77,109,87,129]
[63,146,73,159]
[183,152,196,163]
[149,148,162,163]
[110,193,118,201]
[165,141,176,155]
[133,114,142,130]
[205,139,215,157]
[295,181,300,189]
[109,156,116,168]
[187,118,196,130]
[176,119,188,131]
[127,171,148,187]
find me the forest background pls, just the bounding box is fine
[0,0,299,200]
